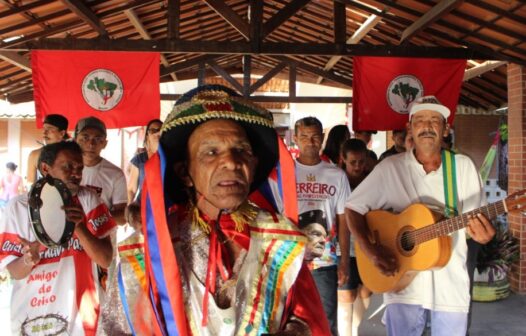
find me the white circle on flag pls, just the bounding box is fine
[386,75,424,114]
[81,69,123,111]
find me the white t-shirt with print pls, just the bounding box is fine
[0,187,116,335]
[296,160,351,269]
[346,150,485,313]
[81,158,127,209]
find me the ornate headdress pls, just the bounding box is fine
[159,84,278,204]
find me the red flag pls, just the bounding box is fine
[32,50,160,129]
[352,57,466,131]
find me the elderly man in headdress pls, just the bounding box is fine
[135,85,330,335]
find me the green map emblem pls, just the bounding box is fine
[82,69,123,111]
[386,75,423,114]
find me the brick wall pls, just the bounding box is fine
[454,115,500,178]
[507,63,526,293]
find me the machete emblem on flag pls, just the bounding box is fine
[81,69,123,111]
[386,75,424,114]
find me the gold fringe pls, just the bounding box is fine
[190,201,258,234]
[191,205,211,234]
[230,202,258,232]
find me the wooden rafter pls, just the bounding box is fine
[289,63,297,98]
[0,0,54,20]
[207,58,243,93]
[262,0,311,38]
[167,0,180,40]
[276,55,353,88]
[60,0,107,36]
[0,0,50,31]
[333,1,346,44]
[160,54,222,77]
[249,61,287,94]
[124,9,177,81]
[400,0,463,43]
[372,0,526,61]
[463,61,507,81]
[159,93,352,103]
[465,0,525,25]
[249,0,262,50]
[317,12,383,84]
[0,51,31,72]
[7,38,501,62]
[0,9,70,36]
[203,0,250,40]
[340,0,525,66]
[243,55,251,97]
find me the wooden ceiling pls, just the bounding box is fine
[0,0,524,111]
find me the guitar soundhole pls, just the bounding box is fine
[400,231,415,252]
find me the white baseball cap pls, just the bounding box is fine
[409,95,450,119]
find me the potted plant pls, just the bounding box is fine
[473,217,519,302]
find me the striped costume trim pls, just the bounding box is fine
[239,239,305,335]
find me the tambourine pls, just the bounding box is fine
[28,176,75,248]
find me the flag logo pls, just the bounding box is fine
[81,69,124,111]
[386,75,424,114]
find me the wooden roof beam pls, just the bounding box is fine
[465,0,525,25]
[317,12,383,84]
[207,58,243,93]
[167,0,180,40]
[203,0,250,40]
[463,61,507,81]
[0,0,49,30]
[371,0,525,63]
[0,0,54,20]
[60,0,107,36]
[160,94,352,103]
[0,51,31,72]
[160,54,222,77]
[124,9,177,81]
[400,0,463,43]
[8,38,505,61]
[277,55,352,88]
[262,0,311,38]
[249,61,287,94]
[249,0,262,51]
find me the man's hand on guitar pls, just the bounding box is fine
[466,213,495,244]
[369,244,399,277]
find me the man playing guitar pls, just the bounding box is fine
[345,96,495,336]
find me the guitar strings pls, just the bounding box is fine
[377,201,505,251]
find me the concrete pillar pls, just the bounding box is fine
[7,118,21,167]
[507,63,526,293]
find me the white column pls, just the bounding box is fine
[7,118,21,166]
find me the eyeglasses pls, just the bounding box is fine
[147,127,161,134]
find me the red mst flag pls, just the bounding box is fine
[32,50,160,129]
[352,57,466,131]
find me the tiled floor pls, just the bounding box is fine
[358,292,526,335]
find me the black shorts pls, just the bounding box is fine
[337,256,363,290]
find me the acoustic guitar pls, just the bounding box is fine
[355,190,526,293]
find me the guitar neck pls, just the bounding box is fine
[414,199,507,245]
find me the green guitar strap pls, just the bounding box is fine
[442,149,458,218]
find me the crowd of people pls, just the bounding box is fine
[0,85,495,336]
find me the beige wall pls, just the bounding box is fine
[1,119,142,183]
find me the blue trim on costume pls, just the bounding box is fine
[118,263,136,336]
